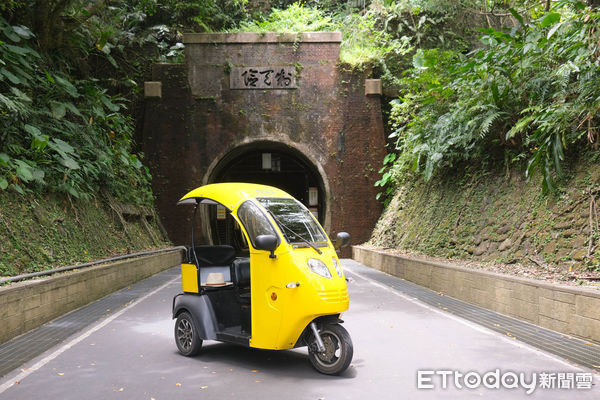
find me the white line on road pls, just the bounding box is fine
[0,275,180,395]
[344,264,600,381]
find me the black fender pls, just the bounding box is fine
[172,293,218,340]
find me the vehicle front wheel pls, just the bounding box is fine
[175,311,202,356]
[308,323,353,375]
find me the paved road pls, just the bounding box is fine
[0,260,598,399]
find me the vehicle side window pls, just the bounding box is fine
[237,200,278,247]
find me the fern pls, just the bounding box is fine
[384,4,600,193]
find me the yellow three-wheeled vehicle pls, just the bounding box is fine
[172,183,353,375]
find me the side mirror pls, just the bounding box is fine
[335,232,350,250]
[255,234,278,258]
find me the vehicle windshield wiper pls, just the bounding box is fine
[265,209,322,255]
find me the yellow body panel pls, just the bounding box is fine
[179,182,350,350]
[249,246,348,349]
[181,263,199,293]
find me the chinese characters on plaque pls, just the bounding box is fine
[230,66,296,89]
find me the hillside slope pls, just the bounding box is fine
[369,157,600,284]
[0,192,169,277]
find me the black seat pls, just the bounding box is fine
[188,245,236,266]
[232,258,250,288]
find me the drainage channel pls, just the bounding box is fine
[0,266,180,378]
[343,259,600,373]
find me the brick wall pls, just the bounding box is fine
[353,246,600,342]
[142,33,386,250]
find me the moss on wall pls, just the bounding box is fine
[0,192,170,277]
[370,157,600,274]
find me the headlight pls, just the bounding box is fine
[307,258,332,279]
[332,257,343,277]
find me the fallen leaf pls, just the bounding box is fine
[200,386,208,389]
[57,373,64,376]
[176,383,182,387]
[14,382,19,385]
[584,342,593,345]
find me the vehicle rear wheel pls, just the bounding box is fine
[175,311,202,356]
[308,323,353,375]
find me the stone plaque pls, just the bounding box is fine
[230,66,296,89]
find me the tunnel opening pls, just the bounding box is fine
[204,142,328,246]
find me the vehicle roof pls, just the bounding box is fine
[178,182,293,210]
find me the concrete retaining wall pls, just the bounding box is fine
[353,246,600,342]
[0,249,184,344]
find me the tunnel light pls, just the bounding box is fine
[309,187,318,206]
[262,153,272,170]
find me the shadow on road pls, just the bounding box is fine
[176,341,358,379]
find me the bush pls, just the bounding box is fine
[383,3,600,194]
[0,17,152,204]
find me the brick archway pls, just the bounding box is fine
[204,139,331,232]
[142,32,387,248]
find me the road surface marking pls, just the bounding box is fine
[0,276,179,394]
[344,265,600,381]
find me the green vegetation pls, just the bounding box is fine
[0,0,249,276]
[238,3,335,32]
[0,0,250,204]
[370,154,600,277]
[377,1,600,197]
[0,190,168,277]
[236,2,411,67]
[0,17,152,203]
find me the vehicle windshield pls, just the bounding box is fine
[257,198,328,244]
[237,200,278,248]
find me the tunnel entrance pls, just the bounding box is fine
[207,142,327,224]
